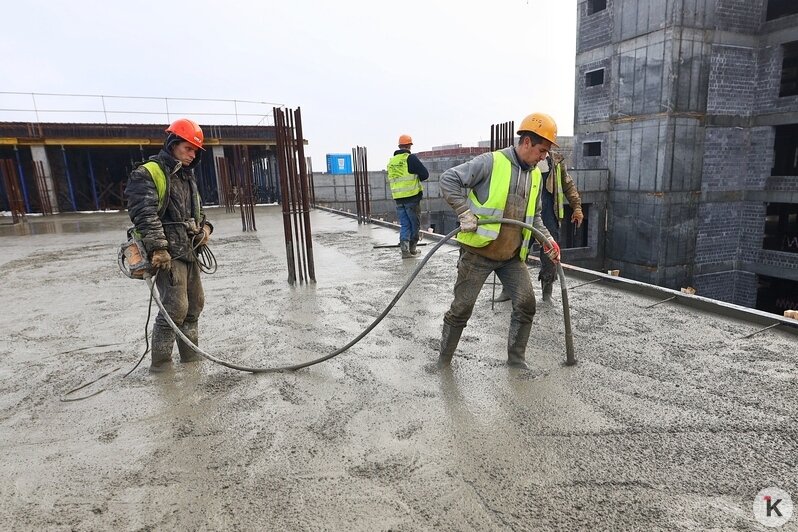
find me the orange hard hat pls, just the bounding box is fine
[517,112,558,146]
[166,118,205,150]
[398,134,413,146]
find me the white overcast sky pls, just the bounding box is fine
[1,0,577,167]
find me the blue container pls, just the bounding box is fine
[326,153,353,174]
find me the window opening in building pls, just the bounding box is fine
[583,142,602,157]
[585,69,605,87]
[763,202,798,253]
[767,0,798,21]
[779,41,798,97]
[756,274,798,315]
[772,124,798,175]
[587,0,607,16]
[562,204,589,248]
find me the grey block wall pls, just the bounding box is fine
[576,0,798,308]
[312,147,609,269]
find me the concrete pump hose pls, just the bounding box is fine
[145,217,575,373]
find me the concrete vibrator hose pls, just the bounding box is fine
[146,218,576,373]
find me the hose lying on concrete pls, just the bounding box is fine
[147,218,576,373]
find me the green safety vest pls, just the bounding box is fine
[141,161,202,221]
[386,153,422,199]
[456,151,541,261]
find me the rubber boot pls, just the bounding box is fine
[400,241,412,259]
[542,281,554,302]
[507,320,532,369]
[492,287,511,303]
[437,323,464,369]
[150,326,175,373]
[409,239,421,256]
[177,321,201,363]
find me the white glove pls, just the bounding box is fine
[457,210,478,232]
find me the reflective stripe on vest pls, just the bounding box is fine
[142,161,202,221]
[456,151,541,261]
[555,163,565,220]
[142,161,169,217]
[387,153,422,199]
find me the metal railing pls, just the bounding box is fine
[0,91,284,126]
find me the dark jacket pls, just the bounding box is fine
[125,148,210,262]
[392,149,429,205]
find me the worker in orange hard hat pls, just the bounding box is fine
[436,112,559,370]
[125,118,214,373]
[386,134,429,258]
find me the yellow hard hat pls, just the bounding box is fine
[517,113,558,146]
[398,134,413,146]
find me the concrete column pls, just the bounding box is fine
[212,145,225,206]
[30,145,59,214]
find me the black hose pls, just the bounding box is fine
[146,218,576,373]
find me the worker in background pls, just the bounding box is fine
[386,134,429,258]
[125,118,213,373]
[493,151,583,302]
[437,113,560,370]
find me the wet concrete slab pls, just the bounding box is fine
[0,206,796,530]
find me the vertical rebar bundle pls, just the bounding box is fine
[32,161,53,215]
[0,159,26,223]
[307,158,316,207]
[233,145,257,232]
[352,146,371,224]
[274,107,316,285]
[490,121,515,151]
[216,156,236,214]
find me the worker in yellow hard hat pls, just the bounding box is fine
[386,134,429,259]
[436,112,560,370]
[125,118,214,373]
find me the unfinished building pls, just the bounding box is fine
[0,121,281,214]
[574,0,798,315]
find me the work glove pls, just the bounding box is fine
[151,249,172,271]
[542,238,561,263]
[457,210,478,233]
[571,209,584,227]
[195,225,211,246]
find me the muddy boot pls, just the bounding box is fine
[492,287,511,303]
[177,321,201,363]
[400,240,412,259]
[437,323,464,369]
[542,281,554,302]
[507,320,532,369]
[409,239,421,256]
[150,326,175,373]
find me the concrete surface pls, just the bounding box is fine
[0,206,796,531]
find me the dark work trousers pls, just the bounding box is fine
[444,249,536,329]
[538,189,561,285]
[396,199,421,243]
[152,259,205,354]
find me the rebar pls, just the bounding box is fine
[274,107,315,284]
[0,159,26,223]
[233,145,256,231]
[352,146,370,224]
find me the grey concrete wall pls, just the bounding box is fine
[313,154,609,269]
[576,0,798,305]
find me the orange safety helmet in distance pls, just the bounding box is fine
[398,134,413,146]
